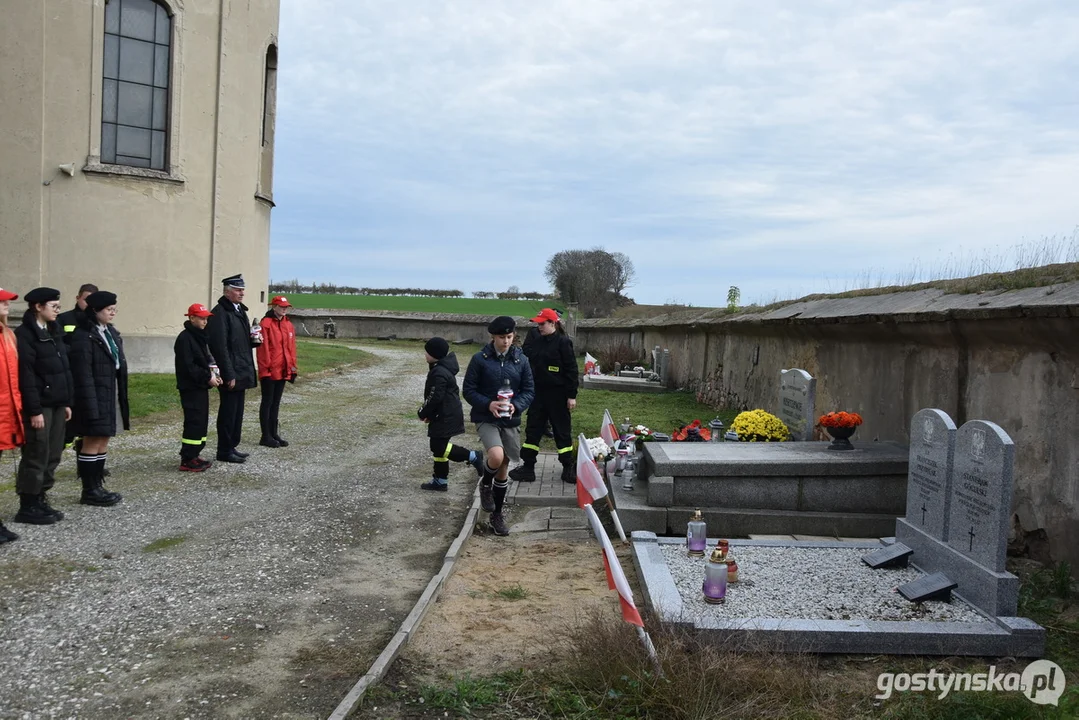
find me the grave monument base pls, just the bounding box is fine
[633,533,1045,657]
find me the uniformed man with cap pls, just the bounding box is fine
[206,274,259,463]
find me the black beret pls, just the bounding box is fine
[487,316,516,335]
[85,291,118,311]
[24,287,61,305]
[424,337,449,360]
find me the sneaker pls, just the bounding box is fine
[421,479,448,492]
[180,458,209,472]
[479,483,495,512]
[508,464,536,483]
[469,451,484,478]
[192,457,213,469]
[39,492,65,520]
[489,512,510,536]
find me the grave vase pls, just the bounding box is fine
[825,425,856,450]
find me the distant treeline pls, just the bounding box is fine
[269,281,551,301]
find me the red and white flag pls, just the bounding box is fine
[600,409,619,447]
[584,503,644,627]
[577,433,608,509]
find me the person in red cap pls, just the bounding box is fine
[510,308,578,484]
[0,287,25,543]
[174,303,222,471]
[255,296,298,447]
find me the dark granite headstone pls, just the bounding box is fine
[898,572,958,603]
[778,368,816,441]
[863,542,913,569]
[945,420,1015,572]
[904,409,957,540]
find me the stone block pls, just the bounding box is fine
[647,476,674,507]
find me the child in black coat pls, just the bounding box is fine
[174,304,222,471]
[417,337,483,491]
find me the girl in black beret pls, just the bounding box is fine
[68,291,127,507]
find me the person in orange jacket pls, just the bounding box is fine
[0,288,25,544]
[255,295,298,448]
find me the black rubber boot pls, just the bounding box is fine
[38,491,65,520]
[560,459,576,484]
[14,493,57,525]
[508,463,536,482]
[81,469,122,507]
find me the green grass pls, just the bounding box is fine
[494,583,529,601]
[572,388,735,443]
[126,341,375,419]
[142,536,187,553]
[285,294,553,316]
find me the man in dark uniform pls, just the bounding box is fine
[206,274,259,463]
[57,283,98,339]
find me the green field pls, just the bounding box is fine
[283,294,554,316]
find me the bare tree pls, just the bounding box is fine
[544,247,636,317]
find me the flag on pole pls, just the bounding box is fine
[600,409,619,447]
[577,433,608,509]
[584,503,644,627]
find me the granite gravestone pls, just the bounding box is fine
[904,409,957,541]
[946,420,1015,572]
[778,369,816,441]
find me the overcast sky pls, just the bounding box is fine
[271,1,1079,307]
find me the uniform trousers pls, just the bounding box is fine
[179,389,209,460]
[216,387,245,455]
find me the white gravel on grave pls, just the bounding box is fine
[661,544,987,623]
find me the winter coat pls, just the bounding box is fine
[174,322,214,391]
[0,326,24,450]
[206,296,257,390]
[523,331,578,398]
[69,318,130,437]
[57,305,80,340]
[256,311,298,381]
[14,318,73,417]
[462,343,535,427]
[418,352,466,438]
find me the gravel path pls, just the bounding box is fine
[0,345,479,719]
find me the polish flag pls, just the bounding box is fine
[600,409,619,447]
[584,503,644,627]
[577,433,608,509]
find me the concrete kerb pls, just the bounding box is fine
[327,494,484,720]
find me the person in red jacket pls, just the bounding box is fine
[0,288,25,544]
[255,296,298,448]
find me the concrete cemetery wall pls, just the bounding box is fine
[577,285,1079,575]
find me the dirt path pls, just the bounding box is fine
[0,345,484,719]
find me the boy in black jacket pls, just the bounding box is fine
[417,337,483,491]
[174,304,222,471]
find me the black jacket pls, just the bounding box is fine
[69,317,130,436]
[462,343,535,427]
[57,305,80,340]
[206,296,257,390]
[418,352,466,438]
[523,331,578,398]
[14,318,73,416]
[174,322,213,391]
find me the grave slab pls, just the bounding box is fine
[582,374,666,393]
[631,534,1044,657]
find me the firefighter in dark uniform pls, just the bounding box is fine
[509,308,578,484]
[206,274,259,463]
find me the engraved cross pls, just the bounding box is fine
[921,502,927,525]
[968,525,976,552]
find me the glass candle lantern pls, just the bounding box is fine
[687,509,707,556]
[709,417,725,442]
[702,545,729,603]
